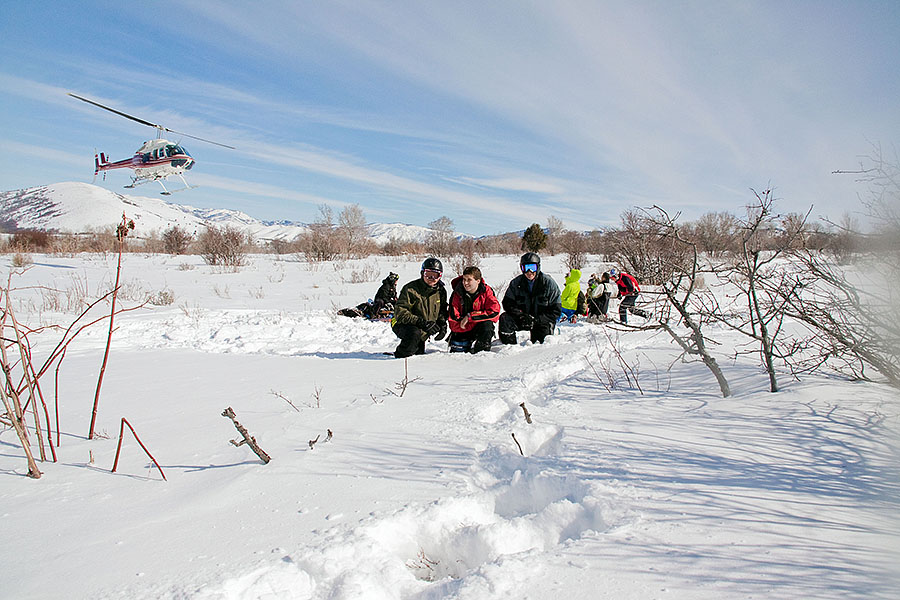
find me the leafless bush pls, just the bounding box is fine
[544,215,565,255]
[772,150,900,387]
[450,237,482,276]
[713,189,811,392]
[348,262,380,283]
[162,225,193,255]
[634,205,731,397]
[8,229,53,252]
[685,211,739,257]
[148,289,176,306]
[583,329,654,394]
[385,358,421,397]
[379,237,407,256]
[604,209,692,284]
[559,230,589,271]
[11,253,33,268]
[338,204,369,259]
[198,225,248,267]
[426,216,457,257]
[297,205,340,262]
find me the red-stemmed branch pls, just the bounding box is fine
[89,213,134,439]
[111,417,166,481]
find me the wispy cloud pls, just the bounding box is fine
[453,177,567,195]
[0,139,86,167]
[187,173,333,208]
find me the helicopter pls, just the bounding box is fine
[68,92,234,195]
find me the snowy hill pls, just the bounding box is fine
[0,182,445,244]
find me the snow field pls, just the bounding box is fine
[1,252,898,599]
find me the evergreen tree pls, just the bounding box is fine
[521,223,547,252]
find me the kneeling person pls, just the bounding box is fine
[448,266,501,353]
[498,253,562,344]
[391,258,448,358]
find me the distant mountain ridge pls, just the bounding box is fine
[0,182,442,244]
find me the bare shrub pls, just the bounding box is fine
[149,289,176,306]
[297,205,340,262]
[559,230,589,271]
[426,216,456,257]
[604,209,693,284]
[198,225,248,267]
[450,237,481,276]
[637,205,731,397]
[545,215,565,255]
[348,262,380,284]
[379,237,406,256]
[162,225,193,255]
[685,211,739,257]
[776,150,900,387]
[9,229,52,252]
[714,189,811,392]
[11,253,33,268]
[49,233,80,256]
[338,204,368,258]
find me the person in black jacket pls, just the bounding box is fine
[367,272,399,318]
[498,253,562,344]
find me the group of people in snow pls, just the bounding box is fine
[358,253,649,358]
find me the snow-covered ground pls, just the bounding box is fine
[1,252,898,600]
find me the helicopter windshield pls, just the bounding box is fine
[165,145,190,157]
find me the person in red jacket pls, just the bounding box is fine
[447,266,501,353]
[610,268,650,324]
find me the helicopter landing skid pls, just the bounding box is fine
[158,174,196,195]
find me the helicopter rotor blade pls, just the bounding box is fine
[68,92,236,150]
[163,128,236,150]
[68,93,162,130]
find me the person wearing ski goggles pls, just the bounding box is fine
[389,257,448,358]
[498,252,562,345]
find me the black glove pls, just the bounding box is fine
[434,319,448,341]
[422,320,440,336]
[520,313,535,329]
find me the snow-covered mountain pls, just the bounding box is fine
[0,182,443,244]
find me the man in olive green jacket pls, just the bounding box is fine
[391,257,448,358]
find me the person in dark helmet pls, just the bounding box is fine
[390,257,448,358]
[498,252,562,344]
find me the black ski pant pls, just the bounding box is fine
[448,321,495,353]
[618,294,648,324]
[587,293,610,316]
[498,312,555,344]
[392,323,426,358]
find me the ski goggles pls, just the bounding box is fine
[521,263,539,273]
[422,269,442,281]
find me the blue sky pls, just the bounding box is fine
[1,1,897,235]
